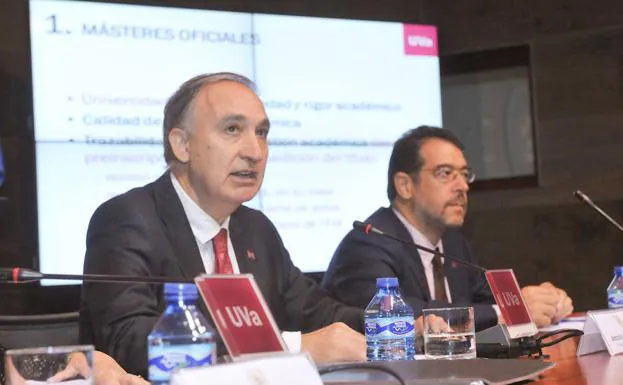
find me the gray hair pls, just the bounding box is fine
[162,72,257,164]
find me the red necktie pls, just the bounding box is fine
[212,228,233,274]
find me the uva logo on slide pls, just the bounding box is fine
[403,24,438,56]
[407,35,434,48]
[218,305,264,328]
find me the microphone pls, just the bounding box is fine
[573,190,623,233]
[352,220,486,273]
[0,267,194,284]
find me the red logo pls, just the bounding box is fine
[403,24,438,56]
[195,275,286,358]
[485,270,532,326]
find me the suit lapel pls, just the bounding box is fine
[383,208,432,301]
[229,211,252,275]
[152,172,205,279]
[441,234,464,302]
[404,245,432,301]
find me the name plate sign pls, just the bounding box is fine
[578,308,623,356]
[171,352,322,385]
[195,274,286,359]
[485,269,538,339]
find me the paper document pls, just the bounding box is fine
[539,315,586,332]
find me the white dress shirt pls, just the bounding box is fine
[393,208,452,302]
[170,173,301,352]
[170,174,240,274]
[393,208,500,317]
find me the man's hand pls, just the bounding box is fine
[48,351,149,385]
[92,351,149,385]
[47,351,91,383]
[301,322,366,364]
[4,355,26,385]
[418,314,451,334]
[540,282,573,323]
[521,284,561,327]
[7,351,148,385]
[415,315,425,333]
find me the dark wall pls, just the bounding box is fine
[425,0,623,311]
[1,0,622,313]
[0,0,39,313]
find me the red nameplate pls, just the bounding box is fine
[485,269,538,338]
[195,274,286,359]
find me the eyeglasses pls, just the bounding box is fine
[420,165,476,184]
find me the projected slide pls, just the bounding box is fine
[30,0,441,281]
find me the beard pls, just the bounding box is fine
[445,191,467,208]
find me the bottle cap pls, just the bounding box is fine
[164,283,198,300]
[615,266,623,276]
[376,277,399,288]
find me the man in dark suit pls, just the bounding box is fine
[322,126,573,331]
[80,73,365,375]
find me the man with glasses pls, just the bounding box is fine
[322,126,573,331]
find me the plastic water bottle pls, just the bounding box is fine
[364,277,416,361]
[147,283,216,385]
[607,266,623,309]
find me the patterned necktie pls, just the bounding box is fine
[212,228,233,274]
[432,248,448,302]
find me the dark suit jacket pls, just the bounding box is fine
[322,207,497,331]
[79,172,362,375]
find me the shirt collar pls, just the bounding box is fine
[392,207,443,265]
[170,172,230,244]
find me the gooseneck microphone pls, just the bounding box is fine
[573,190,623,233]
[352,220,487,273]
[0,267,193,284]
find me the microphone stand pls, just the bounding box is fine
[353,220,486,272]
[574,190,623,233]
[0,267,193,284]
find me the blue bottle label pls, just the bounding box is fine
[365,316,415,339]
[148,343,215,382]
[608,291,623,308]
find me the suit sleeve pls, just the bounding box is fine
[265,221,364,333]
[322,232,398,310]
[322,233,442,318]
[79,199,161,376]
[323,231,498,331]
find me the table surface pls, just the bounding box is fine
[533,336,623,384]
[323,337,623,384]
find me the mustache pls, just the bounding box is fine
[446,194,467,207]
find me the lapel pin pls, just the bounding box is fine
[247,249,256,260]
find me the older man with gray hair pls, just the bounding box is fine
[79,73,366,375]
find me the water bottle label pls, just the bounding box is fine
[609,291,623,308]
[148,343,215,382]
[365,316,414,339]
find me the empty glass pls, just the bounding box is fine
[4,345,93,385]
[423,307,476,360]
